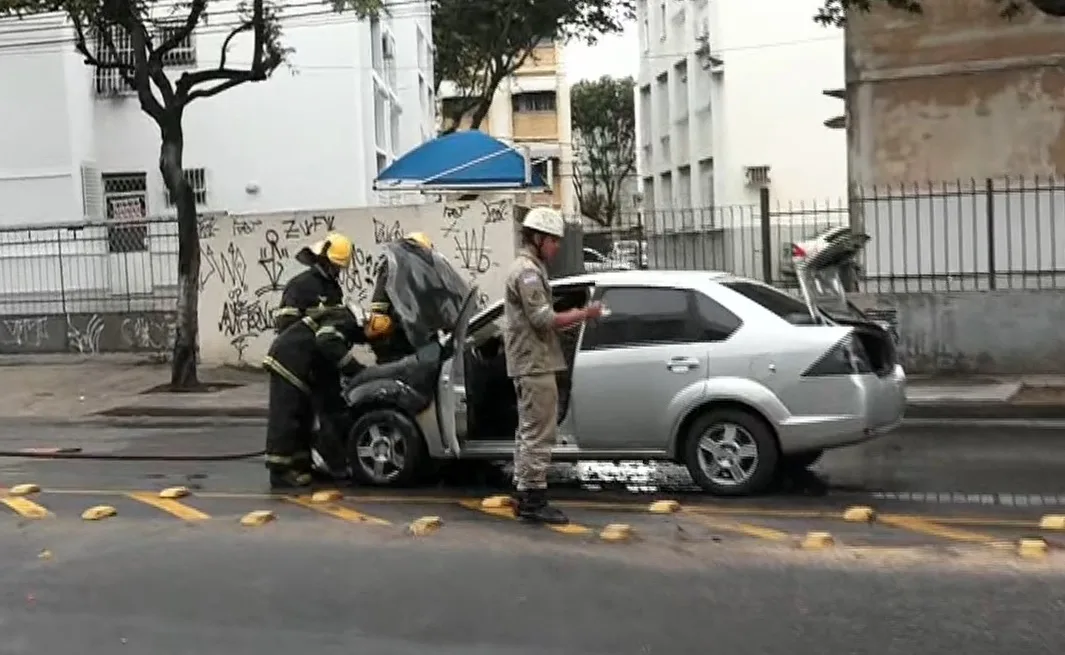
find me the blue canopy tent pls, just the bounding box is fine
[373,131,548,192]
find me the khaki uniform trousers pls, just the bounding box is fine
[512,373,559,491]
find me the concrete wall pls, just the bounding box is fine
[846,0,1065,185]
[0,311,174,355]
[854,290,1065,374]
[198,197,516,366]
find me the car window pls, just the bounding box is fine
[720,281,807,318]
[582,286,735,350]
[694,292,743,341]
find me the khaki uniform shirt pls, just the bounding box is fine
[502,245,566,378]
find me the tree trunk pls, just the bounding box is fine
[159,114,201,389]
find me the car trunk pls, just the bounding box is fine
[792,230,898,377]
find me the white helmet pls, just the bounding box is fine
[521,206,565,238]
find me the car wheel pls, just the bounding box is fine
[347,408,427,487]
[781,450,823,472]
[683,408,779,496]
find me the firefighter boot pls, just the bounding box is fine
[514,489,569,525]
[269,469,313,490]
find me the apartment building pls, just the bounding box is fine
[438,40,576,215]
[0,0,434,225]
[634,0,846,212]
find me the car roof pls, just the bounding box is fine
[551,269,757,288]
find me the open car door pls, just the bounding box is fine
[435,288,479,458]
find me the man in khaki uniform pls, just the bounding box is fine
[503,207,602,524]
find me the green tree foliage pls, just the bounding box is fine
[571,75,635,227]
[0,0,381,388]
[814,0,1065,26]
[432,0,635,133]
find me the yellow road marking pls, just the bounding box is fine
[0,496,51,519]
[127,492,211,521]
[682,510,791,542]
[458,499,593,535]
[878,514,998,544]
[17,487,1065,532]
[284,496,391,526]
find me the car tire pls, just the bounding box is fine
[683,408,779,496]
[347,408,427,487]
[781,450,823,471]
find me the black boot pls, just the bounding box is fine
[269,469,313,490]
[514,489,569,525]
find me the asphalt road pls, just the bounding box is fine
[2,420,1065,653]
[2,515,1063,654]
[0,420,1063,502]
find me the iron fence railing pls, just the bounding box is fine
[572,177,1065,293]
[0,216,179,354]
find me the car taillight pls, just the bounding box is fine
[802,335,872,376]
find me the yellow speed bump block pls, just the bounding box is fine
[842,506,876,523]
[158,486,190,499]
[1018,537,1049,560]
[240,510,276,527]
[599,523,635,543]
[1039,515,1065,530]
[311,489,344,504]
[801,531,835,550]
[648,499,681,514]
[408,516,443,536]
[481,495,515,509]
[9,483,41,496]
[81,505,117,521]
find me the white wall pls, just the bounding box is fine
[0,0,434,223]
[635,0,845,210]
[0,16,83,224]
[199,196,517,366]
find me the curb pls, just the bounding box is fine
[94,406,268,419]
[905,402,1065,420]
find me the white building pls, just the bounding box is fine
[0,0,434,226]
[634,0,846,212]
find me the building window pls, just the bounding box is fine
[94,24,195,94]
[374,82,389,152]
[94,27,134,95]
[164,168,208,207]
[659,1,666,40]
[102,172,148,253]
[512,91,556,113]
[156,22,196,67]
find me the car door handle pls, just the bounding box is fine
[666,357,700,372]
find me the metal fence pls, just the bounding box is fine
[0,216,178,354]
[573,177,1065,293]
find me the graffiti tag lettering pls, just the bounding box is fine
[282,215,335,240]
[441,204,467,237]
[372,217,404,244]
[453,227,496,275]
[482,199,508,224]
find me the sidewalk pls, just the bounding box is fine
[1,354,1064,421]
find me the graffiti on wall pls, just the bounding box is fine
[0,312,175,355]
[198,199,515,366]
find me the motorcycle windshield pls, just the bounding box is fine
[381,241,473,348]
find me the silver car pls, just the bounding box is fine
[341,266,906,496]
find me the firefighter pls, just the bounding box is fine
[503,207,601,524]
[272,232,353,333]
[262,303,367,489]
[364,231,434,363]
